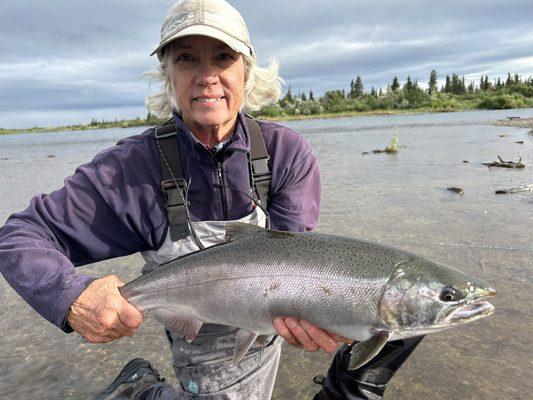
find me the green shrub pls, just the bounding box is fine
[478,94,525,109]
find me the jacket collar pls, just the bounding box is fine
[172,111,251,158]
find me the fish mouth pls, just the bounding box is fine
[445,288,496,324]
[446,299,495,324]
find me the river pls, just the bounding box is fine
[1,108,532,399]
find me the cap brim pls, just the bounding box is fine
[150,25,254,61]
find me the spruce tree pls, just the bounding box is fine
[404,76,414,93]
[428,70,437,95]
[353,76,364,97]
[506,73,512,87]
[286,86,293,102]
[391,76,400,92]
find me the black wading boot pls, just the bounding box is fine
[313,336,424,400]
[96,358,167,400]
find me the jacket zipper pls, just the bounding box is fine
[216,161,229,220]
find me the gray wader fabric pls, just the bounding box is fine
[166,325,282,399]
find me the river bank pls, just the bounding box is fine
[2,105,532,135]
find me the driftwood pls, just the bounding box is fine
[372,148,397,154]
[447,187,464,195]
[482,156,525,168]
[515,141,524,144]
[495,184,533,194]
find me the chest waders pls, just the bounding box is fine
[141,116,282,399]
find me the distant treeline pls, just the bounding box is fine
[0,115,160,135]
[2,71,532,135]
[252,71,533,118]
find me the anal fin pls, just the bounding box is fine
[233,329,258,365]
[348,331,390,370]
[153,309,203,343]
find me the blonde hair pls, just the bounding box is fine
[145,49,284,120]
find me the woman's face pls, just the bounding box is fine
[166,35,245,136]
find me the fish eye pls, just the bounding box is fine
[440,287,460,302]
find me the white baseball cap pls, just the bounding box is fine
[151,0,255,61]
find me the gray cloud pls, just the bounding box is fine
[1,0,532,128]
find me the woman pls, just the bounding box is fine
[0,1,423,399]
[0,0,343,398]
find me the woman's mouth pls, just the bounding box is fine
[193,97,224,103]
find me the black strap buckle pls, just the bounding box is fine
[252,157,269,175]
[252,158,271,183]
[161,179,188,207]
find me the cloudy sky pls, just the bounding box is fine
[1,0,532,128]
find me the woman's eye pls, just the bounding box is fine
[176,54,194,62]
[218,52,234,61]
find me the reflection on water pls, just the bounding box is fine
[1,109,532,399]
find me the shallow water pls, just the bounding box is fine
[1,109,532,399]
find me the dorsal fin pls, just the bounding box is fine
[224,222,297,243]
[224,222,266,242]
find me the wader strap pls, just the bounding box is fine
[245,115,271,208]
[155,116,271,239]
[155,123,190,241]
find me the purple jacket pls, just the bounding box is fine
[0,112,321,332]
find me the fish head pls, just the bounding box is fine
[379,257,496,337]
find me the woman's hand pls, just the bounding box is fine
[67,275,143,343]
[273,317,352,353]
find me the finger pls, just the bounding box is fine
[285,318,319,352]
[117,299,143,330]
[330,332,353,345]
[300,320,338,353]
[273,318,302,348]
[100,310,136,339]
[113,316,138,338]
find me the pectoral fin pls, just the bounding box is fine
[255,335,271,346]
[153,309,203,343]
[348,331,390,370]
[233,329,258,365]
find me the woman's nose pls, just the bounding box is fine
[195,63,219,86]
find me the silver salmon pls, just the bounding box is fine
[120,223,496,369]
